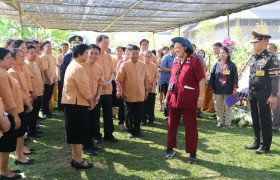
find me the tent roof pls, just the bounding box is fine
[0,0,278,32]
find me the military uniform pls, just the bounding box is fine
[60,36,83,86]
[246,31,280,153]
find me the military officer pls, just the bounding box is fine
[60,35,83,86]
[245,31,280,154]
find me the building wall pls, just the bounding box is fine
[184,18,280,44]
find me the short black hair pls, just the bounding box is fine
[12,40,25,49]
[25,41,34,46]
[5,39,15,46]
[213,42,222,48]
[61,43,69,47]
[162,46,169,51]
[191,44,197,49]
[131,45,140,51]
[140,39,149,46]
[151,50,156,56]
[115,46,123,51]
[221,46,231,62]
[32,40,39,44]
[27,45,36,51]
[89,44,101,53]
[72,44,90,58]
[0,48,10,61]
[41,41,51,49]
[10,48,22,58]
[96,35,109,43]
[170,44,175,49]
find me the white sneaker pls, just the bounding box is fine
[119,124,126,131]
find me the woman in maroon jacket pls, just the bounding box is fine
[165,37,206,164]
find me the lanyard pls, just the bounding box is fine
[174,56,189,82]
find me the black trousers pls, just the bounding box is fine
[28,96,42,135]
[92,95,114,139]
[124,101,144,135]
[83,110,95,149]
[249,90,272,149]
[161,83,169,117]
[57,81,63,111]
[118,98,125,125]
[144,93,156,123]
[42,84,54,114]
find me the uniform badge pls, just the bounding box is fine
[256,70,265,76]
[223,70,230,75]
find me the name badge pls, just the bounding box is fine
[256,70,265,76]
[224,70,230,75]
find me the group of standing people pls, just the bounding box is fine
[0,39,54,179]
[0,30,279,179]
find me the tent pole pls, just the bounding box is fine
[152,32,156,50]
[178,26,181,37]
[227,11,230,37]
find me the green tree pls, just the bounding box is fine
[195,20,215,47]
[254,22,269,34]
[0,17,75,49]
[232,25,243,41]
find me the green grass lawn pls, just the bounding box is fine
[9,107,280,180]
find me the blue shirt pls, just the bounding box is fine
[60,52,73,86]
[160,53,175,85]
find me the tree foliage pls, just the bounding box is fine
[195,20,215,47]
[0,17,75,49]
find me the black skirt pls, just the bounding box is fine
[112,80,119,107]
[0,115,17,152]
[17,111,28,137]
[64,104,88,144]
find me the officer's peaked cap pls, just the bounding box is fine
[251,31,271,43]
[69,35,83,43]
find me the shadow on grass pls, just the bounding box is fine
[198,159,280,180]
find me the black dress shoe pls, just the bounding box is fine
[244,144,259,150]
[70,159,77,167]
[10,170,21,173]
[35,130,44,134]
[103,136,119,142]
[83,148,97,156]
[95,138,103,144]
[255,147,270,154]
[141,122,147,126]
[187,154,197,164]
[134,133,143,138]
[75,160,94,169]
[28,133,42,138]
[92,145,101,151]
[14,159,34,165]
[0,174,22,179]
[23,151,35,155]
[29,148,36,152]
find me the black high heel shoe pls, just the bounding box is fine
[14,158,34,165]
[0,173,22,179]
[75,160,94,169]
[70,159,77,167]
